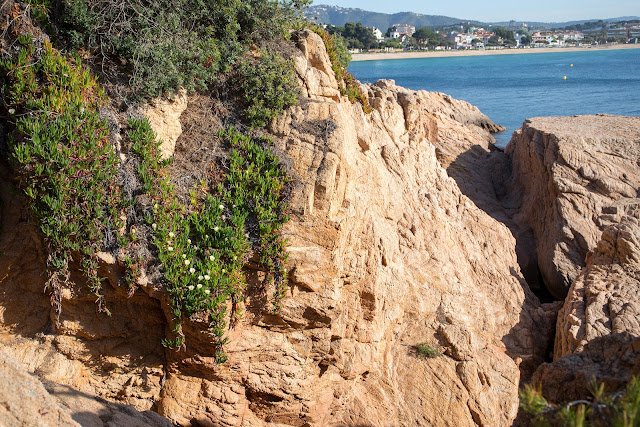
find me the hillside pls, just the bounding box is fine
[306,4,640,29]
[304,5,477,28]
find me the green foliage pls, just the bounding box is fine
[415,342,440,359]
[53,0,308,98]
[412,27,452,48]
[1,37,127,316]
[520,385,551,426]
[238,50,299,128]
[490,26,516,45]
[326,22,377,50]
[128,120,290,359]
[520,377,640,427]
[310,26,372,114]
[221,128,290,307]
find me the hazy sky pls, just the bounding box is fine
[314,1,640,22]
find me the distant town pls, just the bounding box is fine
[317,20,640,53]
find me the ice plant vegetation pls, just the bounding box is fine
[1,36,129,316]
[129,120,289,361]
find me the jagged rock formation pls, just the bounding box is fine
[496,114,640,404]
[505,116,640,298]
[532,202,640,402]
[0,29,557,426]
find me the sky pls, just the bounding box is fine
[314,1,640,23]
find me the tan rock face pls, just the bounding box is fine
[533,207,640,402]
[141,88,188,159]
[0,30,552,426]
[505,115,640,298]
[0,349,172,427]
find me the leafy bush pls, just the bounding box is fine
[238,50,299,128]
[1,36,128,315]
[416,342,440,358]
[53,0,308,98]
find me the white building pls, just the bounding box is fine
[391,24,416,37]
[372,27,385,42]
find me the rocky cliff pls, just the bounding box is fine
[0,29,556,426]
[2,25,639,426]
[503,116,640,405]
[505,116,640,299]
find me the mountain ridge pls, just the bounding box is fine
[306,5,640,29]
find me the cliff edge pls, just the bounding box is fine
[0,29,554,426]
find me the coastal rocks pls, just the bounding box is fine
[292,30,341,101]
[505,115,640,298]
[0,28,554,427]
[0,349,78,427]
[153,30,551,426]
[532,208,640,402]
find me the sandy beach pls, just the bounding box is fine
[351,43,640,61]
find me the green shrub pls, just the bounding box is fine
[1,36,128,315]
[52,0,308,99]
[238,50,299,128]
[416,342,440,358]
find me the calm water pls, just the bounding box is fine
[348,49,640,148]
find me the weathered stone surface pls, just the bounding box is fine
[142,88,188,159]
[0,349,172,427]
[0,349,79,426]
[533,208,640,402]
[505,115,640,298]
[292,30,341,101]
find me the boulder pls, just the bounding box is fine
[505,115,640,298]
[532,205,640,402]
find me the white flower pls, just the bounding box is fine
[167,246,174,252]
[151,223,157,229]
[213,226,219,232]
[209,255,215,261]
[8,108,15,115]
[182,254,186,259]
[198,275,203,280]
[205,289,210,295]
[196,284,202,289]
[187,239,191,244]
[219,204,224,210]
[187,285,194,291]
[222,269,226,274]
[204,275,210,281]
[168,232,175,238]
[189,268,195,274]
[184,260,191,266]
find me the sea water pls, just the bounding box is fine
[348,48,640,149]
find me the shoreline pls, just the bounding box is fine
[350,43,640,61]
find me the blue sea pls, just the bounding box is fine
[348,48,640,148]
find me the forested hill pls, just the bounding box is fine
[305,5,640,30]
[304,5,476,28]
